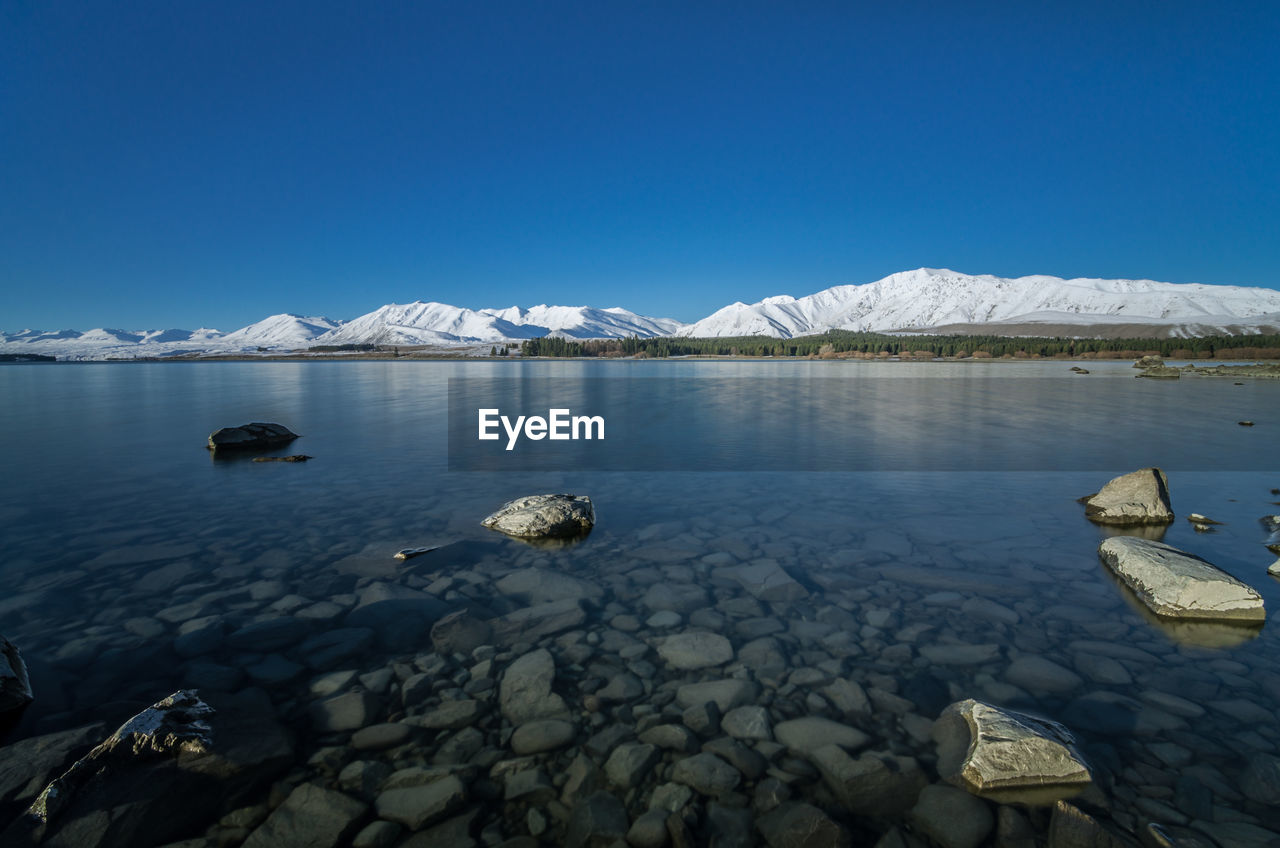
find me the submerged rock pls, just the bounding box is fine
[810,745,926,816]
[1263,515,1280,555]
[933,699,1091,804]
[1081,468,1174,526]
[1,636,33,715]
[0,724,103,818]
[1098,536,1265,622]
[564,791,628,848]
[481,493,595,539]
[250,454,312,462]
[654,631,734,670]
[6,690,217,847]
[242,783,367,848]
[499,648,568,725]
[756,801,851,848]
[909,785,993,848]
[207,422,298,452]
[28,690,214,822]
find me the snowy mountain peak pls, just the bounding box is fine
[676,269,1280,338]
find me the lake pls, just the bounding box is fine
[1,359,1278,846]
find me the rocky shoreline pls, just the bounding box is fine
[3,484,1280,848]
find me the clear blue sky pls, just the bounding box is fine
[2,1,1278,331]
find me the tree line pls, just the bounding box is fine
[520,330,1280,360]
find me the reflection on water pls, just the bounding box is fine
[1,360,1279,842]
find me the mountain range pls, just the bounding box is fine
[5,268,1280,360]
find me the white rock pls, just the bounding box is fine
[1082,468,1174,526]
[1098,537,1264,622]
[934,699,1091,804]
[481,494,594,539]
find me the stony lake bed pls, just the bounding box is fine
[2,360,1280,848]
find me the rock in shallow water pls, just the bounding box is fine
[756,801,851,848]
[774,716,869,755]
[0,635,33,715]
[655,631,734,670]
[374,774,467,831]
[207,422,298,452]
[481,494,594,539]
[242,783,367,848]
[933,699,1091,804]
[909,784,993,848]
[810,745,925,816]
[671,752,741,796]
[1098,536,1265,622]
[1081,468,1174,526]
[499,648,568,725]
[510,719,576,755]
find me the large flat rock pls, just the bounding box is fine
[1098,537,1264,622]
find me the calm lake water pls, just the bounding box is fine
[2,360,1279,844]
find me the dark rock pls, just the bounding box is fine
[503,768,555,804]
[702,737,767,781]
[908,785,992,848]
[0,636,34,716]
[811,745,926,817]
[626,809,669,848]
[207,422,298,452]
[351,723,412,751]
[250,454,312,462]
[0,690,285,848]
[297,627,376,669]
[345,583,449,651]
[494,568,603,605]
[491,598,586,646]
[430,611,493,656]
[1242,752,1280,804]
[0,724,103,819]
[756,802,851,848]
[638,724,699,753]
[403,807,481,847]
[310,690,382,733]
[707,803,754,848]
[226,617,313,652]
[374,774,468,831]
[564,791,629,848]
[241,783,367,848]
[1047,800,1140,847]
[498,648,568,725]
[671,752,741,796]
[603,742,660,790]
[510,719,576,755]
[173,618,225,659]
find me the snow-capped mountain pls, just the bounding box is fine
[676,268,1280,338]
[6,270,1280,359]
[0,303,683,359]
[314,302,682,346]
[0,327,231,360]
[219,314,344,348]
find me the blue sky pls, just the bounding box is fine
[2,1,1278,330]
